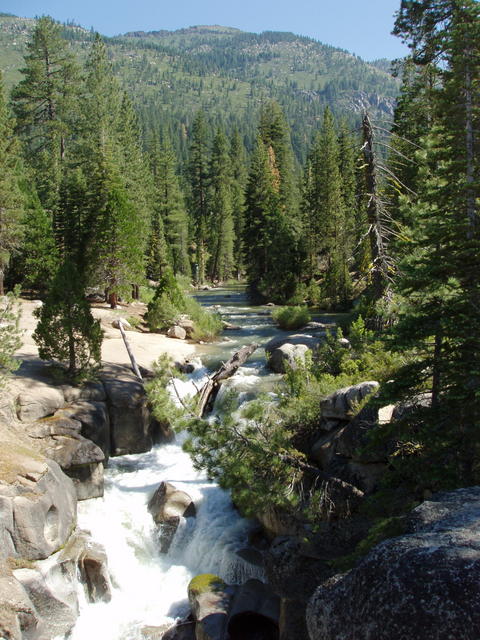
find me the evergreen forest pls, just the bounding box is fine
[0,0,480,578]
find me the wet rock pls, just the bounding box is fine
[167,325,187,340]
[148,481,196,552]
[159,617,196,639]
[188,574,233,640]
[175,360,196,374]
[307,487,480,640]
[101,365,153,456]
[222,321,241,330]
[320,381,379,420]
[26,416,105,500]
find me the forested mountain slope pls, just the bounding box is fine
[0,14,399,161]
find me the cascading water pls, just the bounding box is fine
[70,286,278,639]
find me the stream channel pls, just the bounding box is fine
[70,285,328,639]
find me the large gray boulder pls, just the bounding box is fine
[320,381,379,420]
[16,385,65,422]
[307,486,480,640]
[167,325,187,340]
[101,365,153,456]
[265,333,320,355]
[0,445,77,561]
[148,481,196,552]
[26,416,105,500]
[267,343,310,374]
[14,529,111,639]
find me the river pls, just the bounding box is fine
[70,285,337,639]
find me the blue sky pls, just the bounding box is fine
[1,0,409,60]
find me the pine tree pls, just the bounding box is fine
[11,16,80,220]
[188,111,210,284]
[33,260,102,378]
[209,129,235,282]
[301,108,352,306]
[385,0,480,487]
[229,130,247,279]
[0,72,24,295]
[77,35,148,306]
[149,133,190,278]
[243,103,301,302]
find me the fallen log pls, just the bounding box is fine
[118,320,143,381]
[196,343,259,417]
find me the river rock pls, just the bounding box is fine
[267,343,310,374]
[148,482,196,552]
[167,325,187,340]
[264,333,320,355]
[320,381,379,420]
[67,530,112,603]
[307,486,480,640]
[26,416,105,500]
[178,315,195,337]
[101,365,153,456]
[0,445,77,561]
[188,574,233,640]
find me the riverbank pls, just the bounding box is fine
[15,299,197,372]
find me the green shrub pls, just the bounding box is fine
[145,268,222,340]
[184,297,222,342]
[271,305,311,330]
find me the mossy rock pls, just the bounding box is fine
[188,574,226,598]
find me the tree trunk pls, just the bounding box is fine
[362,112,390,302]
[196,343,259,416]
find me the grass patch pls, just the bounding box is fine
[271,305,311,330]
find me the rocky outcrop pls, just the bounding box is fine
[0,446,77,561]
[26,416,105,501]
[320,381,379,420]
[57,400,111,461]
[0,558,46,640]
[13,529,111,639]
[101,364,154,456]
[307,487,480,640]
[148,481,196,552]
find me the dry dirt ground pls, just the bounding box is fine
[15,299,196,373]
